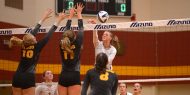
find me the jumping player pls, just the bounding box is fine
[58,3,84,95]
[10,9,66,95]
[88,19,120,70]
[81,52,118,95]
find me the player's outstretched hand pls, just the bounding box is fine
[75,3,84,19]
[55,12,67,26]
[57,12,67,21]
[41,9,53,22]
[68,8,75,19]
[75,3,84,14]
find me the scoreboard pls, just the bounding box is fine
[56,0,131,16]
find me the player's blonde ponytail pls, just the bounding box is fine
[9,36,23,48]
[105,31,120,51]
[111,35,120,50]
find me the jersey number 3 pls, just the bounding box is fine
[22,50,34,58]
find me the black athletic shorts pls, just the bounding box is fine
[58,71,81,87]
[12,72,35,89]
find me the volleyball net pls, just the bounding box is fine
[0,18,190,87]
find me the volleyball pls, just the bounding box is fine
[97,11,109,23]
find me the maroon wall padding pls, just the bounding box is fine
[1,31,190,82]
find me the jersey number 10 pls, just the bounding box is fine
[22,50,34,58]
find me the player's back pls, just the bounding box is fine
[87,68,118,95]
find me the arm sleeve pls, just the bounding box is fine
[35,85,42,95]
[61,20,72,38]
[31,23,41,36]
[81,70,90,95]
[112,74,118,95]
[37,25,57,51]
[78,19,84,31]
[76,19,84,46]
[65,20,72,31]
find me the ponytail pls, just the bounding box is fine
[111,35,120,50]
[9,36,23,48]
[108,31,123,55]
[95,52,108,74]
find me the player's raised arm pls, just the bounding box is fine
[37,12,66,50]
[88,19,99,48]
[63,7,75,31]
[31,9,53,36]
[76,3,84,30]
[76,3,84,46]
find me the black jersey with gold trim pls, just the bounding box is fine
[60,19,84,71]
[16,24,57,73]
[81,68,118,95]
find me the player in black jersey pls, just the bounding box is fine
[81,52,118,95]
[58,3,84,95]
[9,9,66,95]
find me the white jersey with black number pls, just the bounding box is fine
[35,82,58,95]
[95,41,117,70]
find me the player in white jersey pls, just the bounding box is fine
[133,83,142,95]
[118,82,132,95]
[88,19,120,70]
[35,70,58,95]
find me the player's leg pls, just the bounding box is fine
[22,87,35,95]
[12,72,23,95]
[58,85,68,95]
[68,71,81,95]
[12,87,22,95]
[22,72,36,95]
[68,85,81,95]
[58,71,69,95]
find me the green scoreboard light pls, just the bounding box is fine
[67,1,74,9]
[56,0,131,16]
[120,4,126,12]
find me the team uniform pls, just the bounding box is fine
[12,24,58,89]
[95,41,117,70]
[58,19,84,87]
[35,82,58,95]
[81,68,118,95]
[118,92,133,95]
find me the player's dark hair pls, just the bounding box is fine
[95,52,108,74]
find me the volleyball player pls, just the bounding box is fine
[88,19,120,70]
[119,82,132,95]
[35,70,58,95]
[58,3,84,95]
[133,83,142,95]
[10,9,66,95]
[81,52,118,95]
